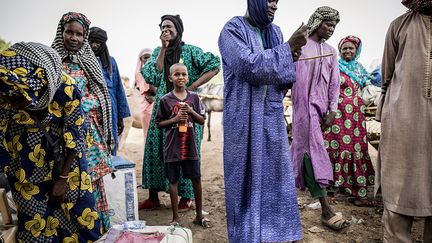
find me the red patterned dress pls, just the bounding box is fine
[323,72,375,199]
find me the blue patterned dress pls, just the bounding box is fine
[219,16,302,242]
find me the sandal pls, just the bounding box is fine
[321,214,351,231]
[193,217,211,228]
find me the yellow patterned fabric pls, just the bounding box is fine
[0,43,102,242]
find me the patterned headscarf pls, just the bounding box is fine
[52,12,113,147]
[247,0,279,49]
[338,36,361,51]
[0,42,63,110]
[337,36,369,87]
[60,12,91,36]
[307,6,340,35]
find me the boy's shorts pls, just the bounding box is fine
[165,160,201,184]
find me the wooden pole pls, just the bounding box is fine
[298,53,333,61]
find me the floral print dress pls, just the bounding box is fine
[63,63,113,231]
[323,72,375,199]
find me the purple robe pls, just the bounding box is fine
[219,16,302,243]
[291,38,340,190]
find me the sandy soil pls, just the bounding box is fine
[120,112,425,243]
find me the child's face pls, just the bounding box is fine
[170,65,189,89]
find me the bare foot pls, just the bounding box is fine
[170,218,180,226]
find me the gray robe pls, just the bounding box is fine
[376,11,432,217]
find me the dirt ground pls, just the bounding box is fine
[119,112,425,243]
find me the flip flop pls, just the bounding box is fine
[321,214,350,231]
[193,217,211,228]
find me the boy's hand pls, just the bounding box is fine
[180,104,189,122]
[181,103,193,114]
[173,111,183,123]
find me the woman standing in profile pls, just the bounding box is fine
[52,12,114,231]
[135,48,155,146]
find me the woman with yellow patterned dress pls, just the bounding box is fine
[0,42,102,242]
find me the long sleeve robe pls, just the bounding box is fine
[99,57,131,155]
[291,38,340,190]
[376,11,432,217]
[219,16,302,243]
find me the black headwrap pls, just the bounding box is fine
[402,0,432,12]
[89,26,112,75]
[159,14,184,92]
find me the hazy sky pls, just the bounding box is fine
[1,1,406,84]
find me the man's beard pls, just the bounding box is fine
[404,0,432,12]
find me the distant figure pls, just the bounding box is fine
[376,0,432,242]
[121,75,131,90]
[218,0,308,241]
[135,48,154,144]
[156,63,208,227]
[0,42,102,241]
[140,14,220,211]
[291,6,351,231]
[89,26,131,156]
[323,35,376,207]
[52,12,114,232]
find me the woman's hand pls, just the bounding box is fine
[160,31,170,49]
[49,178,67,204]
[148,85,157,96]
[187,85,197,91]
[145,95,155,104]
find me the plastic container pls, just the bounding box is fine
[179,102,188,133]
